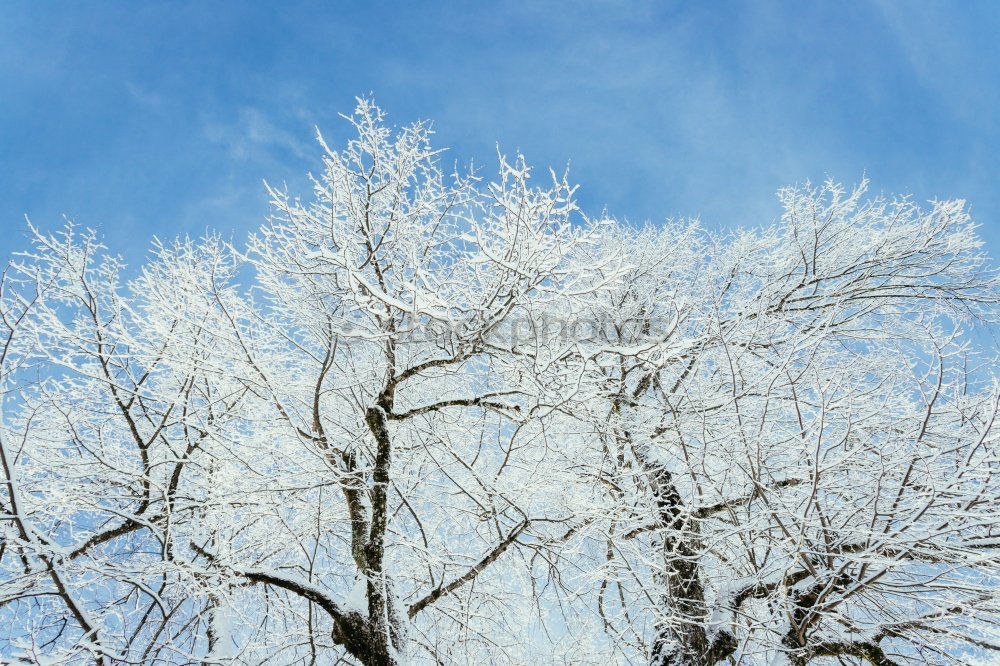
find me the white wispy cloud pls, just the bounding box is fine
[203,107,313,162]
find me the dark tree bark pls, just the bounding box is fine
[645,463,736,666]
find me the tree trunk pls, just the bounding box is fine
[646,464,736,666]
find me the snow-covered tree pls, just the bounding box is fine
[2,100,999,665]
[569,185,1000,665]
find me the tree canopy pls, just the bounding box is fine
[3,100,1000,666]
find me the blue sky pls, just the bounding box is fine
[2,1,999,265]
